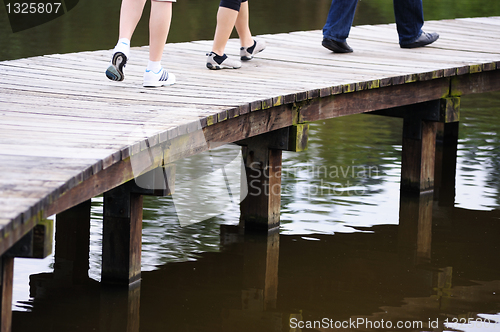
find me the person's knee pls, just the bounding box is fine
[219,0,242,11]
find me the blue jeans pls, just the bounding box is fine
[323,0,424,46]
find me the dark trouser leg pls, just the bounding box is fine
[323,0,358,42]
[394,0,424,45]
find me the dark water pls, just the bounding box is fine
[3,0,500,331]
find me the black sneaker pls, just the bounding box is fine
[106,52,128,81]
[322,37,353,53]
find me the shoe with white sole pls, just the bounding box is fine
[143,68,176,87]
[206,52,241,70]
[240,39,266,60]
[106,52,128,81]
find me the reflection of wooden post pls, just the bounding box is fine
[0,256,14,332]
[222,229,281,330]
[100,283,141,332]
[242,232,280,310]
[55,200,91,284]
[398,192,433,264]
[434,122,459,206]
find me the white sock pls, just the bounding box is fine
[114,38,130,59]
[147,60,162,73]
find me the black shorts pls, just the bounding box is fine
[219,0,248,11]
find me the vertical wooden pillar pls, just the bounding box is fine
[55,200,91,284]
[102,186,143,286]
[240,147,282,231]
[398,192,433,265]
[401,119,438,193]
[434,122,459,206]
[238,125,308,232]
[0,256,14,332]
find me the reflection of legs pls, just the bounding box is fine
[149,0,172,62]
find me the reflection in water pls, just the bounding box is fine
[12,208,500,331]
[10,92,500,331]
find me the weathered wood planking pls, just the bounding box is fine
[0,17,500,255]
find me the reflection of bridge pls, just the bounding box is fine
[1,16,500,330]
[13,207,500,332]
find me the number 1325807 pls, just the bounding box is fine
[6,3,62,14]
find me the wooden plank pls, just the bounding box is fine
[451,70,500,96]
[299,78,451,123]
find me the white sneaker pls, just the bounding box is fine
[240,39,266,61]
[206,52,241,70]
[143,68,176,87]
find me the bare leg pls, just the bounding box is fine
[118,0,147,40]
[234,2,254,48]
[149,0,172,62]
[211,6,239,56]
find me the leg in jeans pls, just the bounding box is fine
[322,0,358,42]
[393,0,424,46]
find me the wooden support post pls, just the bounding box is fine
[240,148,282,231]
[102,166,174,285]
[434,97,460,206]
[55,200,91,284]
[238,126,308,232]
[371,98,458,194]
[398,192,433,265]
[102,187,143,286]
[401,119,437,192]
[0,256,13,332]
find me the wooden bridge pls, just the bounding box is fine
[0,16,500,331]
